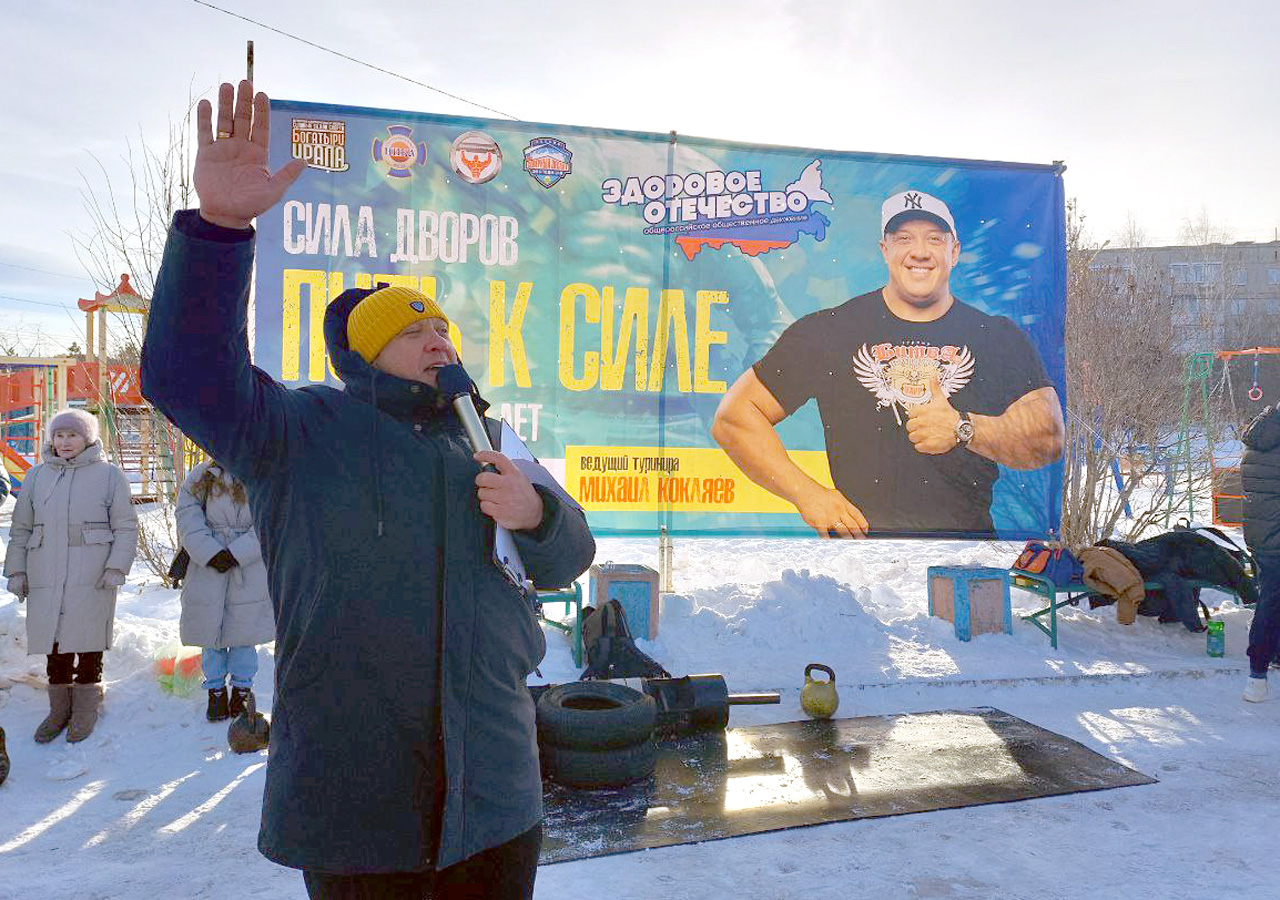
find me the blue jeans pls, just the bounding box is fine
[201,646,259,690]
[1248,554,1280,677]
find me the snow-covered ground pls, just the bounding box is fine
[1,498,1276,900]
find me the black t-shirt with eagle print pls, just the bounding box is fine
[753,289,1051,537]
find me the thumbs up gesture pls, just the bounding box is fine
[905,373,962,455]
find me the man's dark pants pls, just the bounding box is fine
[302,823,542,900]
[1247,554,1280,677]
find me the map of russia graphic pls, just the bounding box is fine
[674,210,831,260]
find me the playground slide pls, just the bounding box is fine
[2,442,31,491]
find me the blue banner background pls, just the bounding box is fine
[257,100,1066,539]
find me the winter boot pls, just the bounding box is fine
[207,688,230,722]
[0,726,10,786]
[228,686,254,719]
[1243,676,1270,703]
[34,684,73,743]
[66,684,103,743]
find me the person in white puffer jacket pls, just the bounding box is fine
[176,459,274,722]
[3,408,138,743]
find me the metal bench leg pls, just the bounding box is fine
[571,582,583,667]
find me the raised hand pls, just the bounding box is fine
[905,373,962,455]
[473,450,544,531]
[195,80,306,229]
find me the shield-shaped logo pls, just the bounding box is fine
[523,137,572,189]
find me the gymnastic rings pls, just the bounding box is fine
[1249,353,1264,401]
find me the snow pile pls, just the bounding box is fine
[540,537,1252,700]
[2,499,1276,900]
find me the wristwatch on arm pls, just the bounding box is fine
[955,411,975,448]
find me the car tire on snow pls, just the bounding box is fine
[536,681,656,751]
[540,735,658,789]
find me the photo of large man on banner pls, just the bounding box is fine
[255,100,1066,540]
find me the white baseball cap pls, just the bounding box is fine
[881,190,957,238]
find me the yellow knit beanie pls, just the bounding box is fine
[347,285,450,364]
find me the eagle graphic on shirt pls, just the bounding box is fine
[852,342,975,425]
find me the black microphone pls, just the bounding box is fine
[437,364,496,469]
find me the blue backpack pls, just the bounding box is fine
[1012,540,1083,588]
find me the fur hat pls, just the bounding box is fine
[47,408,100,446]
[346,285,449,364]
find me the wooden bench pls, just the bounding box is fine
[1011,571,1250,649]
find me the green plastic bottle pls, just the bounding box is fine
[1206,620,1225,658]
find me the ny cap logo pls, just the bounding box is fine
[904,192,923,210]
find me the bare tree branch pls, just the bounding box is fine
[1061,199,1220,548]
[69,87,202,584]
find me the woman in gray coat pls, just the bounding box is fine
[3,409,138,743]
[177,460,274,721]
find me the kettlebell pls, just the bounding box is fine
[800,663,838,719]
[228,692,271,754]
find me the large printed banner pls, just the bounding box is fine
[258,100,1066,539]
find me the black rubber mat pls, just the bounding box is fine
[541,706,1156,863]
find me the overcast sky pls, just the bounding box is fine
[3,0,1278,353]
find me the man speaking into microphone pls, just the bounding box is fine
[141,81,595,900]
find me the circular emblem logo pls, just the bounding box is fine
[383,136,417,166]
[410,301,425,313]
[450,131,502,185]
[372,125,426,179]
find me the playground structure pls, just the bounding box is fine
[0,274,191,500]
[1068,346,1279,540]
[1177,347,1280,526]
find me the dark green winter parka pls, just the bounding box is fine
[142,210,595,873]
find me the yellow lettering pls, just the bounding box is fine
[648,289,692,392]
[558,283,597,391]
[490,280,532,388]
[599,286,650,392]
[694,290,728,393]
[281,269,326,381]
[281,271,303,381]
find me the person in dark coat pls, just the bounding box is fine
[140,81,596,899]
[1242,404,1280,702]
